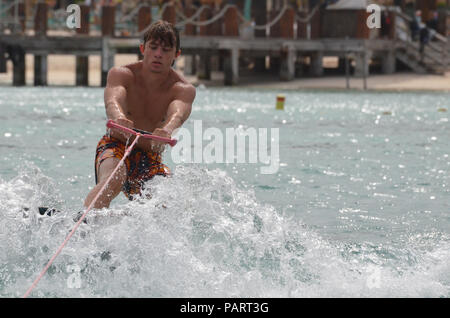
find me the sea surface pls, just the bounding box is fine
[0,86,449,297]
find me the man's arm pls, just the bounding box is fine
[151,83,196,152]
[104,67,134,142]
[163,84,195,135]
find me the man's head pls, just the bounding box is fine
[140,20,181,72]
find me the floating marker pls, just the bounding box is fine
[276,95,285,110]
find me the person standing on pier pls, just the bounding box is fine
[84,20,196,209]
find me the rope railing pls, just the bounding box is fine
[155,2,172,21]
[173,4,318,32]
[137,3,321,37]
[137,2,179,36]
[118,3,146,23]
[2,1,320,36]
[175,4,210,24]
[236,5,288,30]
[175,4,231,28]
[295,5,319,24]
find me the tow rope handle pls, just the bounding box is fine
[106,120,177,147]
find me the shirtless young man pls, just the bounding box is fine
[84,21,195,209]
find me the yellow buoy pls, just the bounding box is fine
[276,95,285,110]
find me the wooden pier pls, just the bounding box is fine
[0,1,448,87]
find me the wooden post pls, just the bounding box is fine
[184,4,196,36]
[252,0,267,71]
[101,37,115,87]
[101,5,116,37]
[354,50,371,79]
[138,6,152,32]
[18,2,26,33]
[444,3,448,72]
[34,55,48,86]
[184,54,197,76]
[269,57,281,73]
[311,6,321,39]
[356,9,370,39]
[199,6,212,36]
[101,5,116,86]
[269,6,295,79]
[210,5,223,73]
[363,49,367,90]
[388,10,396,40]
[138,6,151,60]
[280,44,295,81]
[345,52,350,89]
[34,3,48,86]
[76,5,90,86]
[224,6,239,36]
[0,44,7,73]
[279,8,295,80]
[382,50,396,74]
[162,3,176,24]
[280,8,295,39]
[34,3,48,36]
[184,4,197,75]
[209,1,224,72]
[224,47,239,86]
[76,56,89,86]
[309,51,323,77]
[197,6,212,80]
[76,4,90,35]
[197,51,212,80]
[297,10,308,39]
[11,45,26,86]
[210,5,223,36]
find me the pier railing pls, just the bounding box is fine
[1,2,448,87]
[0,2,320,39]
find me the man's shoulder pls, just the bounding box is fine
[107,63,139,86]
[170,70,196,96]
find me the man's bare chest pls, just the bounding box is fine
[124,87,172,126]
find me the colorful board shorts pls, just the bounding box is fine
[95,135,170,200]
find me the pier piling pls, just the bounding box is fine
[34,3,48,86]
[76,5,91,86]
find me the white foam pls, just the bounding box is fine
[0,165,449,297]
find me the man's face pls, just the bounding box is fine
[140,39,180,73]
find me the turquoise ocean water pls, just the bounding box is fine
[0,86,449,297]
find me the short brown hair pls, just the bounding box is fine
[143,20,180,52]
